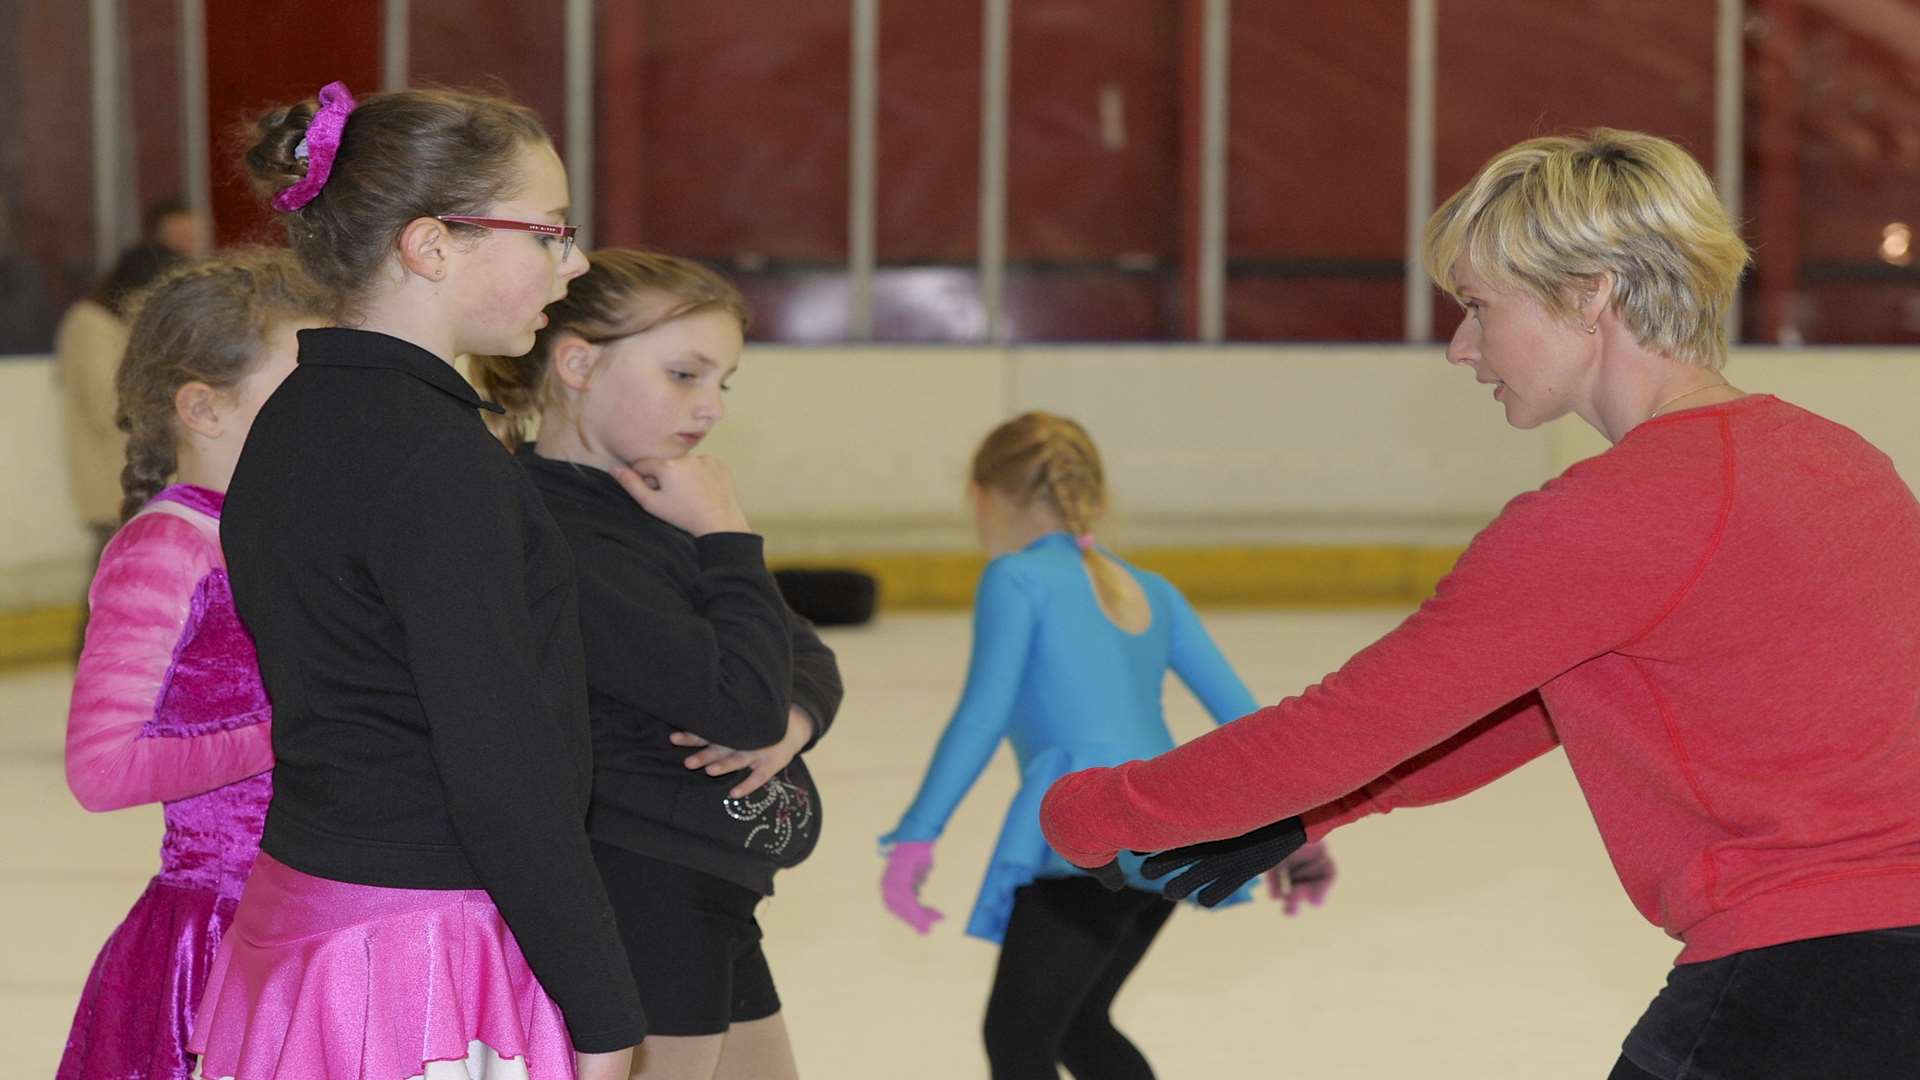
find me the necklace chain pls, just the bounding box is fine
[1646,382,1727,421]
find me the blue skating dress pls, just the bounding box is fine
[882,532,1260,943]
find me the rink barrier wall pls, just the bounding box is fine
[1,542,1464,669]
[5,344,1918,667]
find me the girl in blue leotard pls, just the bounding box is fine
[878,411,1336,1080]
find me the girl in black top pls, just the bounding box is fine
[195,83,642,1080]
[478,249,842,1080]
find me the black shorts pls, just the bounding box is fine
[592,840,783,1037]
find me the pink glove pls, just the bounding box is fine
[881,840,945,934]
[1267,841,1336,916]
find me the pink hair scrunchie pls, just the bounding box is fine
[271,81,358,213]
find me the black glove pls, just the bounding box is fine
[1139,816,1307,907]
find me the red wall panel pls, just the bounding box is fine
[409,3,566,157]
[1228,0,1407,261]
[1226,0,1408,340]
[630,0,849,260]
[596,2,650,249]
[205,0,380,248]
[876,0,982,263]
[15,0,94,310]
[128,0,185,215]
[1768,5,1919,343]
[1789,7,1920,262]
[1006,0,1178,260]
[1434,0,1717,196]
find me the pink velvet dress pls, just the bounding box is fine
[59,484,275,1080]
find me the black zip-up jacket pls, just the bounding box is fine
[221,329,644,1051]
[518,450,842,895]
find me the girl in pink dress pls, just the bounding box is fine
[58,250,330,1080]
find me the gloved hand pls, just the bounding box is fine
[881,840,944,934]
[1267,840,1336,915]
[1140,816,1307,907]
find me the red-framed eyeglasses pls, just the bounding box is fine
[435,215,578,262]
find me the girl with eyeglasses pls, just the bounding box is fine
[187,83,642,1080]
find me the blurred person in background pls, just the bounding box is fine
[0,189,56,355]
[54,232,191,653]
[142,198,210,259]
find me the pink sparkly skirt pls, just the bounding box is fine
[58,879,238,1080]
[187,854,575,1080]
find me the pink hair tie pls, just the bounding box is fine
[272,81,358,213]
[1075,532,1096,552]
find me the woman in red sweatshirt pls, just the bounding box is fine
[1040,128,1920,1080]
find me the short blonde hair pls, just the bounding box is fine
[1423,129,1750,369]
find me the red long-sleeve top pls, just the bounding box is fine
[1041,396,1920,962]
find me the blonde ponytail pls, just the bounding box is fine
[972,412,1149,631]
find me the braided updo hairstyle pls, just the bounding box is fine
[114,249,332,521]
[241,86,548,310]
[971,411,1147,628]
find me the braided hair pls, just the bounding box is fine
[114,249,333,521]
[971,411,1148,629]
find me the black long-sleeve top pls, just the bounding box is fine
[221,329,644,1052]
[518,450,843,895]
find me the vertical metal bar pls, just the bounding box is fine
[1404,0,1437,342]
[566,0,595,248]
[382,0,409,92]
[179,0,211,248]
[1752,0,1798,344]
[91,0,122,269]
[849,0,878,340]
[979,0,1010,342]
[1716,0,1745,343]
[1197,0,1229,342]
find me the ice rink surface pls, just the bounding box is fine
[3,608,1677,1078]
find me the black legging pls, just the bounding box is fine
[983,876,1176,1080]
